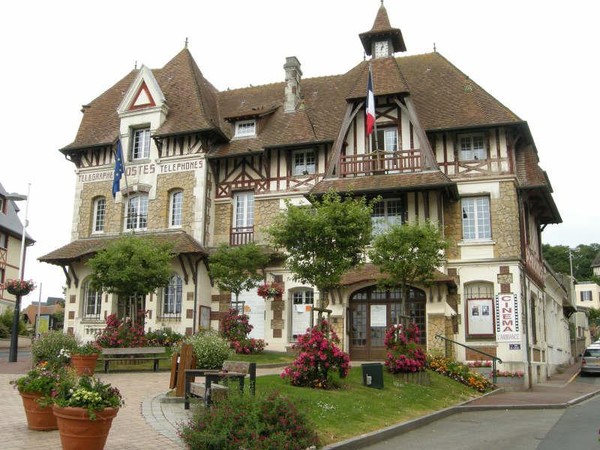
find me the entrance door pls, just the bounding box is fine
[349,286,426,360]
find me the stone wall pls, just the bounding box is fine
[254,198,279,244]
[77,183,120,237]
[213,203,231,246]
[491,181,520,259]
[150,172,196,233]
[444,201,462,260]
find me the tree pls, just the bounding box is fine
[87,236,174,298]
[268,190,374,311]
[543,243,600,281]
[208,242,269,303]
[368,222,448,323]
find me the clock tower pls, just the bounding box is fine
[359,1,406,59]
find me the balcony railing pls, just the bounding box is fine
[339,149,422,177]
[230,226,254,246]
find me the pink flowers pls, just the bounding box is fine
[257,282,283,299]
[281,319,350,389]
[384,323,426,374]
[220,309,266,354]
[3,279,36,296]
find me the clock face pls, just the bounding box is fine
[374,41,389,57]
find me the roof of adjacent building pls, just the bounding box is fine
[0,182,35,244]
[340,263,456,287]
[39,230,205,265]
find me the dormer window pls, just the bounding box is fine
[459,133,486,161]
[235,120,256,138]
[293,149,316,176]
[132,127,151,160]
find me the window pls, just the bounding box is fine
[83,282,102,320]
[0,197,4,214]
[231,191,254,245]
[371,199,403,235]
[0,231,7,249]
[92,197,106,233]
[161,275,182,318]
[374,127,398,151]
[235,120,256,138]
[459,134,486,161]
[293,290,314,305]
[293,149,316,176]
[125,194,148,230]
[132,127,151,160]
[169,191,183,228]
[462,197,491,240]
[581,291,593,302]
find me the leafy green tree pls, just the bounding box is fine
[87,236,174,298]
[208,242,269,303]
[543,243,600,281]
[369,222,448,323]
[268,190,374,310]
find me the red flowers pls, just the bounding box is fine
[384,323,426,374]
[257,282,283,299]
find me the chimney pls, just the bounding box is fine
[283,56,302,113]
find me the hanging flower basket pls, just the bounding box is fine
[4,279,36,296]
[257,282,283,300]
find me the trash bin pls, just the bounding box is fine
[361,363,384,389]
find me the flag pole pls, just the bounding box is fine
[370,64,379,152]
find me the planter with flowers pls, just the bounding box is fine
[384,323,429,385]
[52,374,124,450]
[257,282,284,300]
[10,362,64,430]
[4,278,36,296]
[70,342,102,376]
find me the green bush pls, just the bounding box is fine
[0,321,9,339]
[178,391,320,450]
[0,309,27,336]
[31,330,78,369]
[183,330,232,369]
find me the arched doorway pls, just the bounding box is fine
[349,285,426,360]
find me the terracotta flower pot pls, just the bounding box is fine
[52,406,119,450]
[19,392,58,431]
[71,354,99,376]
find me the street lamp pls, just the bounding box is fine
[6,184,30,363]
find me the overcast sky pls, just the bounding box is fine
[2,0,598,305]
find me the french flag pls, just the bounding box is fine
[366,68,375,136]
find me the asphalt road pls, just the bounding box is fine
[362,376,600,450]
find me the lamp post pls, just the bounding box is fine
[6,184,30,363]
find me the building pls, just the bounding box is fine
[41,4,566,385]
[0,182,35,315]
[22,297,65,333]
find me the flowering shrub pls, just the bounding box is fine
[281,319,350,389]
[94,313,148,348]
[31,330,78,369]
[427,355,494,393]
[10,362,65,407]
[53,373,124,420]
[4,279,36,296]
[466,360,492,368]
[146,328,184,348]
[257,282,283,299]
[179,391,320,450]
[182,330,232,369]
[220,309,266,354]
[384,323,426,373]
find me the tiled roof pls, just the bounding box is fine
[38,230,206,265]
[340,263,456,287]
[358,3,406,54]
[310,171,458,198]
[0,181,35,243]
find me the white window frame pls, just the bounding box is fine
[371,198,403,236]
[581,291,593,302]
[92,197,106,233]
[0,231,7,249]
[292,149,316,176]
[233,191,254,229]
[459,133,486,161]
[162,274,182,318]
[169,190,183,228]
[125,194,148,231]
[0,197,4,214]
[83,282,102,320]
[462,196,491,240]
[374,127,398,151]
[291,289,314,339]
[235,120,256,138]
[132,127,151,160]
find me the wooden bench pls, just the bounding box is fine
[184,361,256,409]
[101,347,169,373]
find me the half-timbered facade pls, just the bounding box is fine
[41,4,567,385]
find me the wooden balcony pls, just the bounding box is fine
[230,226,254,246]
[339,149,422,177]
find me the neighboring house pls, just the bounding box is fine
[592,252,600,277]
[41,4,566,385]
[22,297,65,332]
[575,282,600,310]
[0,182,35,315]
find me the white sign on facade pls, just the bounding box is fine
[370,304,387,327]
[495,293,520,342]
[77,159,204,183]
